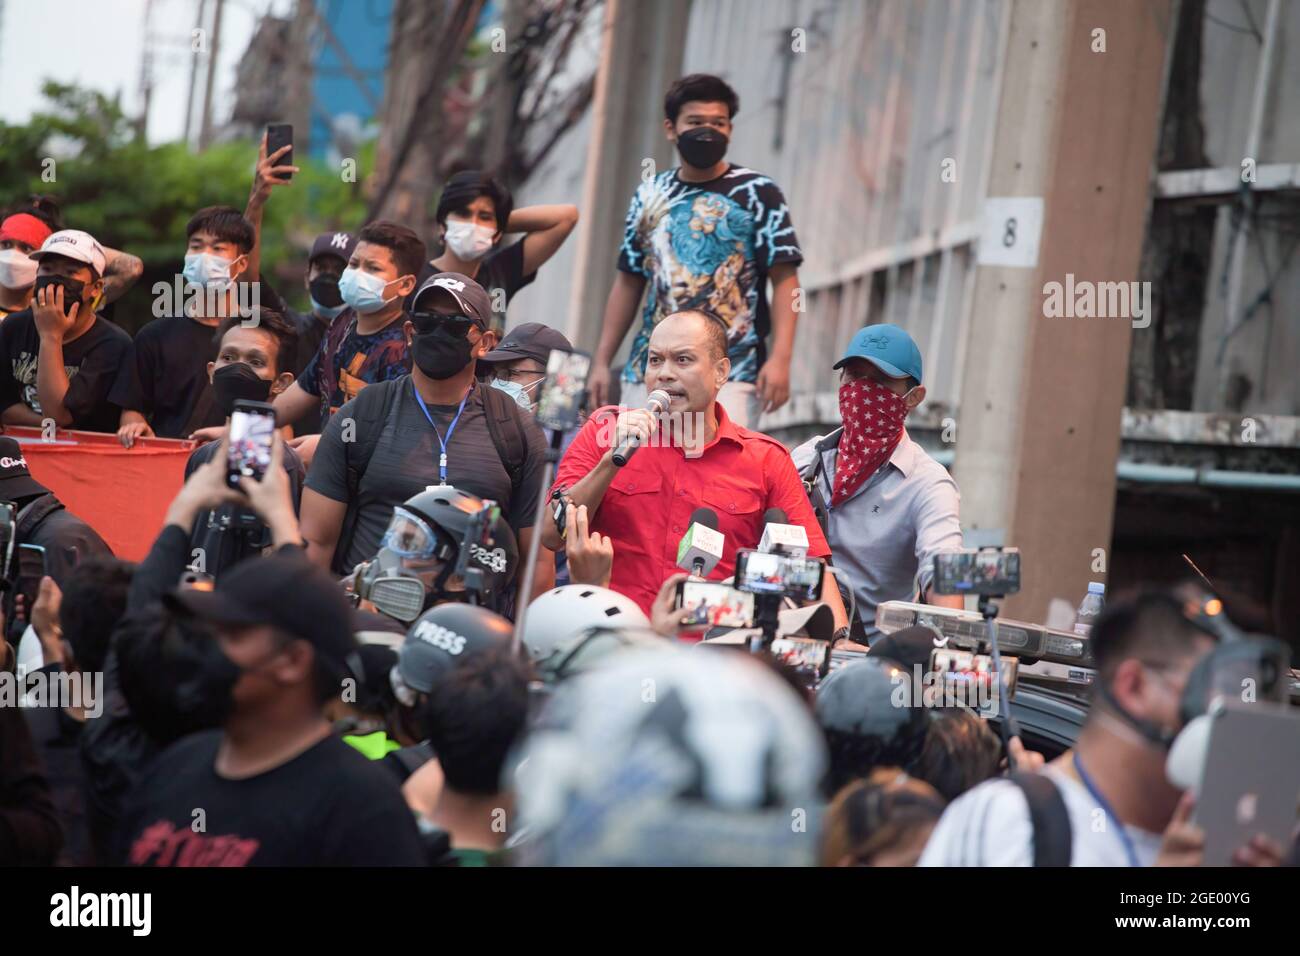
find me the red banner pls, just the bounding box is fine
[8,426,195,562]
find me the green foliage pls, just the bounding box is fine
[0,82,372,330]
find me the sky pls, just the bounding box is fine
[0,0,293,145]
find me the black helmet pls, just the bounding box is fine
[399,485,518,596]
[393,602,515,701]
[815,656,929,795]
[358,485,518,621]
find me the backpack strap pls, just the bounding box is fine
[1009,772,1073,867]
[333,380,403,574]
[480,381,527,497]
[800,427,843,539]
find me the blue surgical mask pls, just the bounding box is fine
[183,252,238,289]
[490,376,535,411]
[310,297,347,320]
[338,267,395,314]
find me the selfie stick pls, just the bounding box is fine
[976,592,1020,771]
[512,427,566,653]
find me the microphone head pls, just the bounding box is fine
[646,389,672,413]
[762,508,788,525]
[689,507,720,531]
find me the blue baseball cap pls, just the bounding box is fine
[833,324,923,383]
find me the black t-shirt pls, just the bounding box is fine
[306,376,546,571]
[408,239,536,331]
[183,440,306,578]
[108,315,224,438]
[0,310,132,432]
[117,731,425,866]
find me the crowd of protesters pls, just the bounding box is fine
[0,74,1295,868]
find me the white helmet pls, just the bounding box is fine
[522,585,650,664]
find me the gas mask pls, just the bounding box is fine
[350,507,462,623]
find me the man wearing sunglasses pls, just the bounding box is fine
[302,273,550,610]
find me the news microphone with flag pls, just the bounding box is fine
[611,389,671,467]
[676,507,724,577]
[758,507,809,557]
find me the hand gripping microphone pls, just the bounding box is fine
[758,507,809,557]
[611,389,671,467]
[675,507,724,578]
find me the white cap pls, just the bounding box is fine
[30,229,107,276]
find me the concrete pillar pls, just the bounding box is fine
[952,0,1173,622]
[563,0,691,351]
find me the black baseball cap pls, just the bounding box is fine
[479,322,573,367]
[0,436,49,501]
[166,551,359,679]
[309,230,357,265]
[411,272,492,329]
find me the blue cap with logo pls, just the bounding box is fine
[833,324,923,384]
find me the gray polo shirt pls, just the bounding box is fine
[791,429,962,639]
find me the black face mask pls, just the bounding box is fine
[676,127,729,170]
[309,275,343,308]
[413,326,476,380]
[167,629,242,731]
[212,362,273,417]
[34,274,88,317]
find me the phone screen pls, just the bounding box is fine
[227,402,276,488]
[930,647,1019,716]
[932,548,1021,596]
[734,549,824,601]
[675,580,755,629]
[534,348,591,432]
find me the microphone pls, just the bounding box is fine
[611,389,671,467]
[758,507,809,557]
[675,507,724,578]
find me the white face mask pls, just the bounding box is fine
[0,248,38,290]
[443,219,496,262]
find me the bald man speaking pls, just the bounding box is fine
[543,309,847,629]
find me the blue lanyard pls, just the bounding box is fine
[412,380,470,484]
[1072,752,1141,867]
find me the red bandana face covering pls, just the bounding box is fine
[832,378,909,506]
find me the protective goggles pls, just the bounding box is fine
[380,507,442,560]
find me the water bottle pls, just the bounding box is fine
[1074,581,1106,636]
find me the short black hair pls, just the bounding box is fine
[435,171,514,236]
[4,194,63,231]
[420,648,529,796]
[666,308,729,362]
[186,205,255,254]
[664,73,740,123]
[59,557,134,674]
[213,307,298,377]
[357,220,426,280]
[1090,589,1210,687]
[911,708,1002,802]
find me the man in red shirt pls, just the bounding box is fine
[543,309,847,628]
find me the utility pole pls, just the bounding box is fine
[183,0,209,148]
[199,0,226,150]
